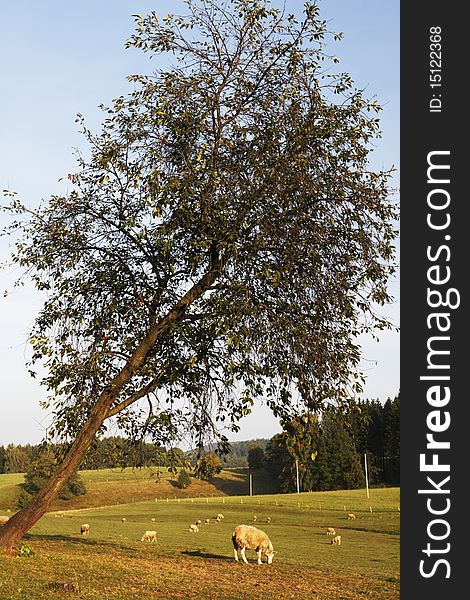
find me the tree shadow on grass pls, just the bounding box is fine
[181,549,232,561]
[23,532,137,551]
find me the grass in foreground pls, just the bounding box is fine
[0,489,399,599]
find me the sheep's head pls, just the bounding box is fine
[265,542,275,564]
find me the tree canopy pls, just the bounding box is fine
[0,0,397,548]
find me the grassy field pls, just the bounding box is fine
[0,467,278,513]
[0,476,399,599]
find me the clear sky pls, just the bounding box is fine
[0,0,399,446]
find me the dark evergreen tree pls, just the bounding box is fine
[0,446,6,474]
[382,394,400,484]
[263,434,291,486]
[3,444,33,474]
[310,414,363,491]
[247,444,265,470]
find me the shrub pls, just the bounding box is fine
[16,489,32,509]
[23,447,87,501]
[176,469,192,489]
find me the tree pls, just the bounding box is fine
[19,447,86,508]
[263,434,291,485]
[193,454,222,480]
[3,444,33,474]
[0,446,6,474]
[247,444,265,470]
[277,413,322,492]
[176,469,192,489]
[0,0,397,549]
[310,414,363,491]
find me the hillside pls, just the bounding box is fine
[0,466,278,512]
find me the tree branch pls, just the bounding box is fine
[106,369,165,418]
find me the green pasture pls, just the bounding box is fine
[0,486,400,599]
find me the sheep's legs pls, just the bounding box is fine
[256,550,262,564]
[240,547,249,563]
[234,548,239,562]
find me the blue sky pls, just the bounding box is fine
[0,0,399,446]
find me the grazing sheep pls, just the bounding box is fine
[217,513,224,520]
[80,524,90,536]
[215,516,222,524]
[331,535,342,545]
[55,511,65,518]
[347,513,356,520]
[0,515,10,526]
[190,524,199,533]
[326,527,336,536]
[205,518,210,524]
[196,519,202,525]
[151,518,156,523]
[141,530,157,542]
[232,524,275,565]
[252,515,257,522]
[121,517,127,523]
[266,517,271,524]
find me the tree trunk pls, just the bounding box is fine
[0,390,114,550]
[0,258,222,551]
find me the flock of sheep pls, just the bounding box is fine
[325,513,356,546]
[1,509,356,564]
[71,511,278,564]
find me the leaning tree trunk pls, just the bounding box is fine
[0,389,115,550]
[0,255,222,551]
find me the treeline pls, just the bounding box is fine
[0,437,270,474]
[215,439,269,468]
[0,438,186,474]
[1,395,399,494]
[250,395,400,492]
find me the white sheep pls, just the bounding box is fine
[190,524,199,533]
[0,515,10,526]
[80,523,90,536]
[141,530,157,542]
[326,527,336,536]
[252,515,257,522]
[232,524,275,565]
[217,513,225,520]
[121,517,127,523]
[331,535,342,545]
[55,511,65,518]
[266,517,271,524]
[215,516,222,524]
[150,518,156,523]
[204,518,210,524]
[196,519,202,525]
[347,513,356,520]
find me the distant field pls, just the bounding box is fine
[0,485,399,599]
[0,466,276,512]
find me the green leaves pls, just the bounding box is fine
[2,0,397,453]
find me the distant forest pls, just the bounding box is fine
[0,395,398,491]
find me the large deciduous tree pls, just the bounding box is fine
[0,0,397,549]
